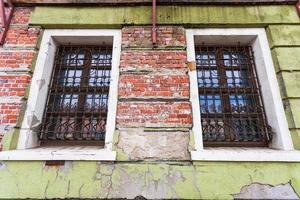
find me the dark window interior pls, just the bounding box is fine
[39,45,112,145]
[195,45,272,147]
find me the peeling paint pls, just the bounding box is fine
[233,182,300,199]
[0,162,300,199]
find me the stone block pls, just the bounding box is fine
[117,128,190,160]
[272,47,300,72]
[267,25,300,48]
[290,129,300,150]
[277,71,300,98]
[283,99,300,129]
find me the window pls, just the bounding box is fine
[40,46,112,145]
[195,45,271,147]
[187,28,296,161]
[0,30,121,160]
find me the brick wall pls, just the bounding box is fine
[0,7,41,150]
[116,26,191,160]
[118,26,190,127]
[0,17,191,158]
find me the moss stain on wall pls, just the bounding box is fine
[0,161,300,199]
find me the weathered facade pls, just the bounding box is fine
[0,0,300,199]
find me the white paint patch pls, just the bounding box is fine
[0,146,116,161]
[191,147,300,162]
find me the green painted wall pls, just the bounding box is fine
[267,25,300,148]
[0,161,300,199]
[30,5,300,28]
[28,5,300,148]
[1,5,299,199]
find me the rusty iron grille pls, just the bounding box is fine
[40,45,112,142]
[195,45,272,147]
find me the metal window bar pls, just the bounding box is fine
[195,45,272,147]
[39,45,112,145]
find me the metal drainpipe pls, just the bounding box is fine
[297,0,300,17]
[0,0,14,45]
[152,0,157,45]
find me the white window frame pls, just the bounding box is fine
[187,28,300,162]
[0,29,121,160]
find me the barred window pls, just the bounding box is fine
[40,45,112,145]
[195,45,272,147]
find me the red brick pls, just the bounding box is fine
[0,102,22,125]
[0,75,31,97]
[117,102,192,128]
[5,27,40,46]
[122,26,186,48]
[119,74,189,98]
[120,51,187,70]
[0,51,35,68]
[11,8,33,25]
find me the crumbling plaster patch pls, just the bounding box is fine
[1,161,300,199]
[117,128,190,160]
[233,182,300,199]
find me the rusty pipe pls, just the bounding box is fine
[0,0,14,45]
[297,0,300,17]
[152,0,157,45]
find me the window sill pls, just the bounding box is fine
[0,146,116,161]
[191,148,300,162]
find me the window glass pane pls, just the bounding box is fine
[41,46,112,141]
[63,49,86,66]
[89,69,111,87]
[195,46,271,146]
[85,94,109,112]
[223,51,247,67]
[197,70,219,87]
[226,70,249,87]
[59,69,82,86]
[200,95,222,113]
[91,49,112,67]
[196,52,216,66]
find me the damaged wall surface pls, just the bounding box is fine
[0,3,300,199]
[0,161,300,199]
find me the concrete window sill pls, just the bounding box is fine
[0,146,116,161]
[191,148,300,162]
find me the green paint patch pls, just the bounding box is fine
[1,161,300,199]
[267,25,300,48]
[290,129,300,150]
[2,128,19,151]
[30,5,300,28]
[113,130,129,161]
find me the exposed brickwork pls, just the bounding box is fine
[117,26,191,159]
[118,26,190,131]
[10,8,33,25]
[0,102,22,125]
[117,102,192,128]
[122,26,186,49]
[0,7,39,149]
[119,74,189,98]
[120,51,187,71]
[0,75,31,97]
[5,27,40,46]
[0,51,35,68]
